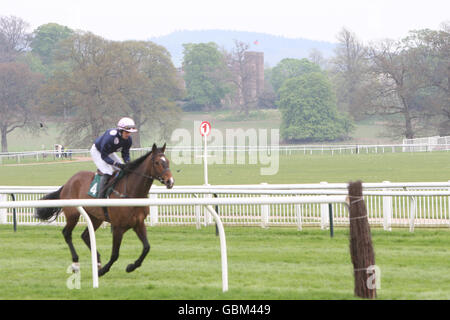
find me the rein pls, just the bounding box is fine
[111,152,168,197]
[126,152,169,184]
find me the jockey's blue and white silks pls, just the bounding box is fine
[90,129,132,175]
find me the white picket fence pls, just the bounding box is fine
[2,141,450,164]
[1,182,449,231]
[403,136,450,152]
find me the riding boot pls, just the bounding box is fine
[98,174,112,199]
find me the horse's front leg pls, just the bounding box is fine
[126,220,150,273]
[98,226,126,277]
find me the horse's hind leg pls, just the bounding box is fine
[98,226,126,277]
[81,216,104,269]
[126,220,150,273]
[62,212,80,271]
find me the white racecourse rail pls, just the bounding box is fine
[1,182,449,231]
[1,141,449,164]
[0,194,348,291]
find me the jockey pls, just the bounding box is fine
[90,117,138,198]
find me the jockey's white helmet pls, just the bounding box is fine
[117,117,138,133]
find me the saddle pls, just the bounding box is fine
[87,170,124,198]
[87,170,126,222]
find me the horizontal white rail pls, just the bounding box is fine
[1,142,449,163]
[5,187,450,197]
[1,183,449,230]
[0,195,349,209]
[1,181,449,192]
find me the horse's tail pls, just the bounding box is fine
[34,186,64,221]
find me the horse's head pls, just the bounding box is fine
[150,143,174,189]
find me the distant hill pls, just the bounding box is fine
[149,30,337,67]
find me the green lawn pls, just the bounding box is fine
[0,152,449,186]
[0,225,448,300]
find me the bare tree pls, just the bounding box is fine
[330,28,371,120]
[0,62,42,152]
[224,40,257,116]
[39,33,183,147]
[368,39,433,139]
[403,24,450,135]
[0,15,30,62]
[308,48,327,69]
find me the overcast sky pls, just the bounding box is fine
[3,0,449,43]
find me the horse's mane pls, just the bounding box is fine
[123,150,153,173]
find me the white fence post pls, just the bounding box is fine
[320,182,329,229]
[204,193,213,226]
[295,205,302,231]
[205,205,228,292]
[0,194,7,224]
[76,206,99,288]
[149,193,158,226]
[195,204,202,229]
[409,196,416,233]
[260,183,269,228]
[383,181,392,231]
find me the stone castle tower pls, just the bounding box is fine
[244,51,264,101]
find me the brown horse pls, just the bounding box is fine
[34,143,174,277]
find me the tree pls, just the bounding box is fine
[368,38,438,139]
[30,23,74,65]
[329,26,448,139]
[0,15,30,63]
[308,48,328,70]
[330,28,371,120]
[271,58,322,94]
[39,32,126,147]
[39,32,183,147]
[402,26,450,136]
[257,67,277,109]
[278,72,353,142]
[182,42,232,110]
[0,62,42,151]
[118,41,184,146]
[223,40,256,115]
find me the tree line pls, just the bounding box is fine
[331,26,449,140]
[0,15,448,152]
[180,24,449,143]
[0,16,183,152]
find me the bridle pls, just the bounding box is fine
[125,152,169,185]
[111,152,171,199]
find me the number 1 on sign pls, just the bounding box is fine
[200,121,211,185]
[200,121,211,136]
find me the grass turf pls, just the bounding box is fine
[0,152,449,186]
[0,225,449,300]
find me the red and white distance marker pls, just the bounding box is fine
[200,121,211,137]
[199,121,211,185]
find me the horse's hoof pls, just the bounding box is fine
[71,262,80,273]
[97,263,102,270]
[126,264,136,273]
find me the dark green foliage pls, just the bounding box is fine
[278,72,353,142]
[271,58,322,94]
[182,42,232,110]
